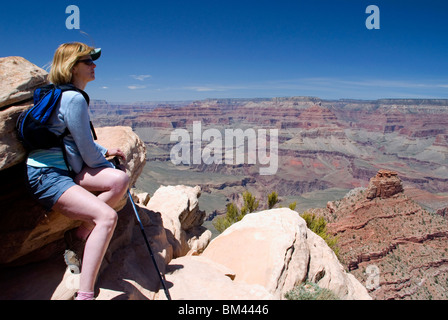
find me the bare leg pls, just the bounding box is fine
[54,185,118,293]
[54,167,129,294]
[71,166,129,236]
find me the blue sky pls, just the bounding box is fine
[1,0,447,102]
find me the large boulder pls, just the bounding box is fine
[145,185,212,259]
[0,56,49,171]
[0,103,30,170]
[0,56,48,109]
[202,208,371,300]
[96,126,147,188]
[161,256,274,300]
[306,228,372,299]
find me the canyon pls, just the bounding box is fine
[90,95,448,214]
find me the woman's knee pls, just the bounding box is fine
[111,169,129,193]
[75,166,129,192]
[97,207,118,231]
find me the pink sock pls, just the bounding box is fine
[75,291,95,300]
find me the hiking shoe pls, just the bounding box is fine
[64,250,81,274]
[63,229,86,272]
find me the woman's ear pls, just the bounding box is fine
[71,63,78,76]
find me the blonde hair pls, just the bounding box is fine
[49,42,95,85]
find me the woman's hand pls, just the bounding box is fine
[105,148,126,162]
[106,149,127,172]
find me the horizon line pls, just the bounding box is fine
[90,95,448,106]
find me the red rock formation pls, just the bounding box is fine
[314,171,448,300]
[366,170,404,200]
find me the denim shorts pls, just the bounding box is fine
[26,165,77,211]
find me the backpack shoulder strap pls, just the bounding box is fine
[57,84,90,105]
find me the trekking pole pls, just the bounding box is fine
[111,157,172,300]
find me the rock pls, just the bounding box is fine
[146,185,212,258]
[132,190,150,206]
[306,230,372,299]
[0,104,30,171]
[436,207,447,218]
[366,169,404,200]
[0,162,80,266]
[202,209,308,299]
[162,256,274,300]
[0,57,49,171]
[0,56,48,109]
[96,126,147,188]
[51,267,81,300]
[97,206,370,300]
[202,208,371,300]
[327,201,337,214]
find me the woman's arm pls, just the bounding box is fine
[64,93,114,169]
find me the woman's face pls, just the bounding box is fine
[72,55,96,85]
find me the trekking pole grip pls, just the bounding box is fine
[111,156,121,167]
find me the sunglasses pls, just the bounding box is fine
[77,59,95,66]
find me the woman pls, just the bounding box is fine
[26,42,129,300]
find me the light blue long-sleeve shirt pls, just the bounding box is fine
[27,90,113,174]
